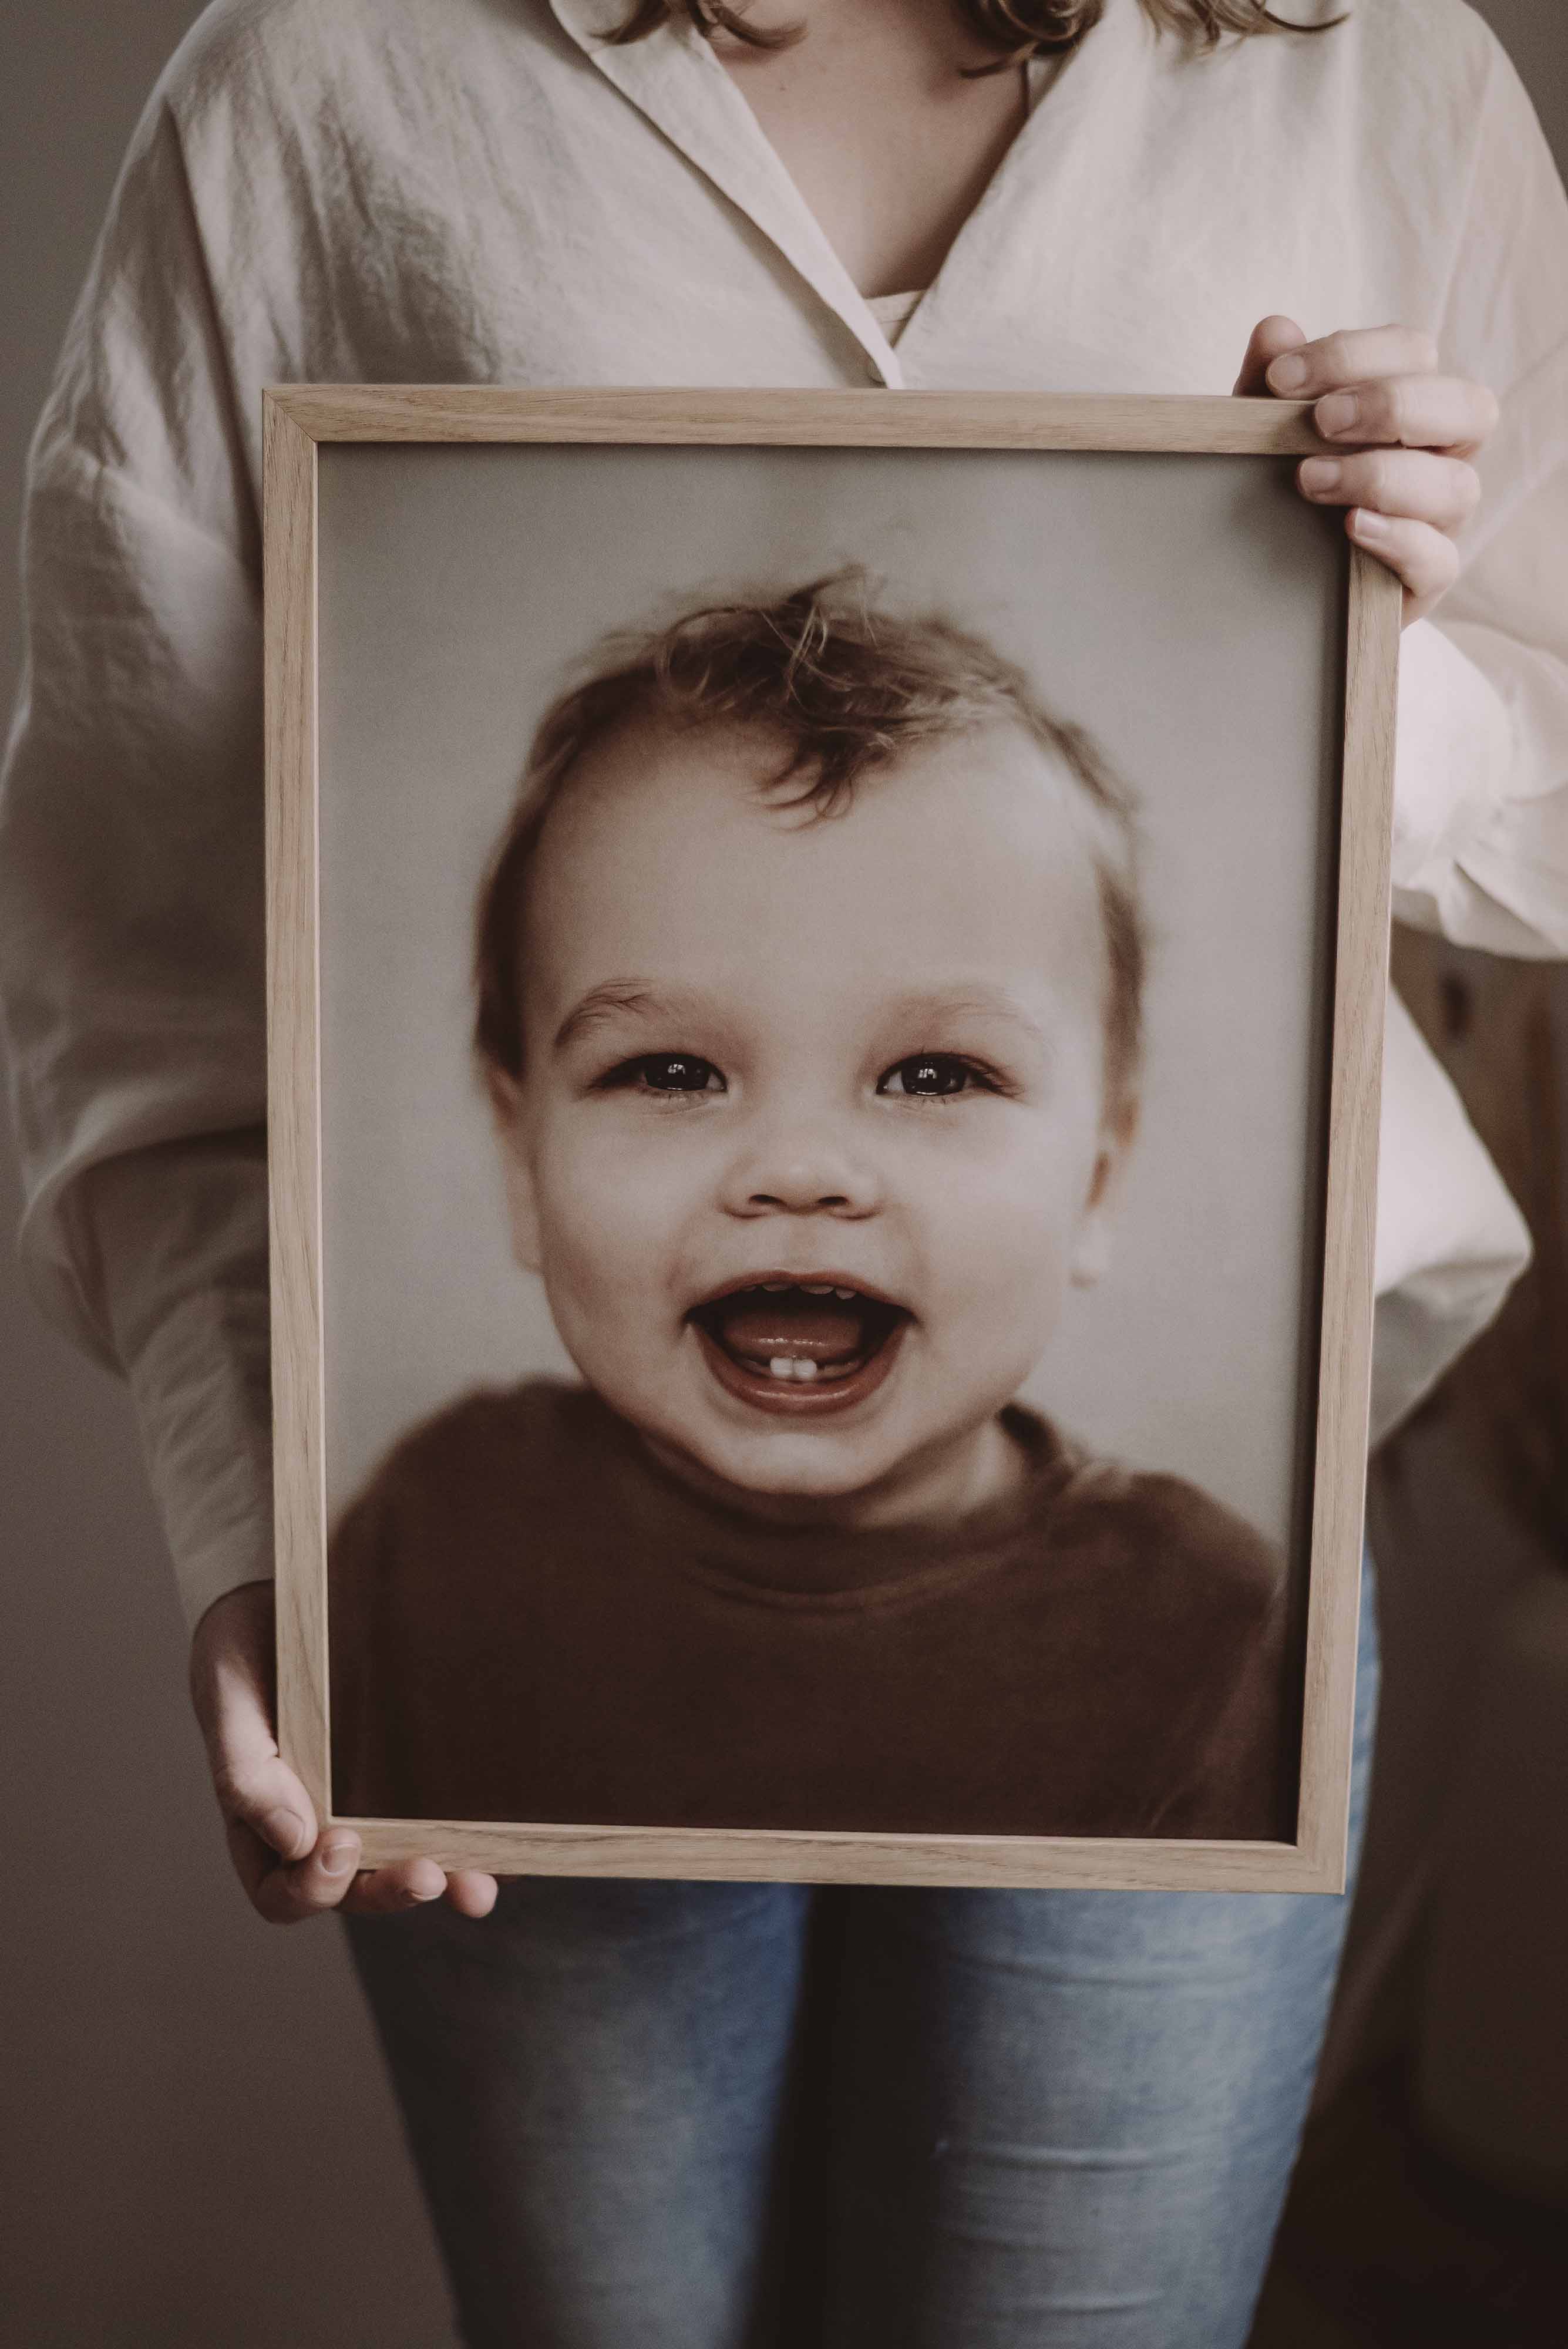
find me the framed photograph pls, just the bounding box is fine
[264,387,1397,1893]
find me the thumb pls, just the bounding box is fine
[214,1739,319,1865]
[196,1598,319,1862]
[1233,314,1308,397]
[210,1690,319,1863]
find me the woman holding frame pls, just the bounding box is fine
[2,0,1564,2340]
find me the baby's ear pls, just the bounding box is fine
[484,1064,524,1130]
[485,1066,543,1276]
[1069,1098,1139,1289]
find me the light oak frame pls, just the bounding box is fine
[265,387,1398,1893]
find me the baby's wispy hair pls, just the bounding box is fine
[474,568,1146,1115]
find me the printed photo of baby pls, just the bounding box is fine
[328,569,1288,1843]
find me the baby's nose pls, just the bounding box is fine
[749,1176,854,1211]
[720,1120,881,1218]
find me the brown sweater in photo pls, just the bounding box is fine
[329,1379,1291,1840]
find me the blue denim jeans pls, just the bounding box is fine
[345,1559,1379,2348]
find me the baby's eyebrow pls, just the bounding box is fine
[884,986,1051,1046]
[551,981,700,1056]
[553,981,1054,1056]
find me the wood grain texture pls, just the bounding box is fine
[264,393,331,1822]
[1293,550,1401,1891]
[342,1817,1340,1893]
[265,389,1388,1891]
[268,384,1324,455]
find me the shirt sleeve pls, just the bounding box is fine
[1390,35,1568,957]
[0,79,271,1632]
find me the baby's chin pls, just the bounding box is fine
[622,1381,1028,1533]
[637,1409,913,1515]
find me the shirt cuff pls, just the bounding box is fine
[122,1283,276,1635]
[80,1136,276,1637]
[1391,618,1515,929]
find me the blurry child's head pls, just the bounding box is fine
[474,571,1146,1519]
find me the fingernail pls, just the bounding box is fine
[321,1836,358,1878]
[1317,391,1361,439]
[1299,458,1341,494]
[1351,507,1390,541]
[263,1806,307,1856]
[403,1881,440,1905]
[1267,354,1309,393]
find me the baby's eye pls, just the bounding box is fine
[609,1052,725,1096]
[878,1055,994,1099]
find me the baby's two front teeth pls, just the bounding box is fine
[769,1357,820,1382]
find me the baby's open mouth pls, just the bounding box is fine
[687,1277,909,1415]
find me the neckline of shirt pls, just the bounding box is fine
[561,1381,1089,1611]
[542,0,1135,382]
[865,288,926,342]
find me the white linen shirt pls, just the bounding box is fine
[2,0,1563,1630]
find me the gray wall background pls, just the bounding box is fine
[2,5,1563,2344]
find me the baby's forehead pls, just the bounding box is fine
[526,714,1113,1017]
[559,708,1102,852]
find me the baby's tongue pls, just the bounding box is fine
[714,1290,866,1366]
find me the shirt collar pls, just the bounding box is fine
[547,0,909,380]
[544,0,1144,385]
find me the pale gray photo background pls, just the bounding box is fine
[319,440,1340,1551]
[2,8,1562,2346]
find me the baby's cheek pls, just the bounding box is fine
[540,1140,689,1328]
[943,1182,1076,1361]
[948,1150,1073,1282]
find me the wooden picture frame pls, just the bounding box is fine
[265,387,1398,1893]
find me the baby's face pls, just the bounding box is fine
[492,716,1133,1516]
